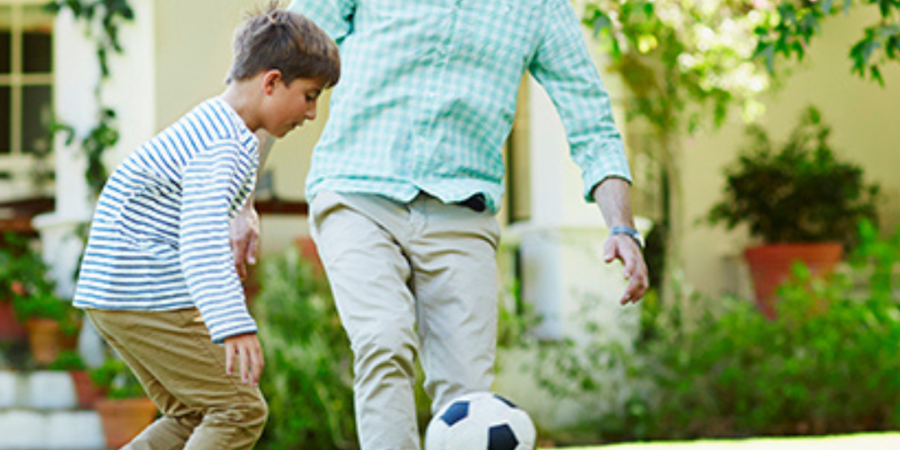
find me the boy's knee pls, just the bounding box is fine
[208,394,268,438]
[245,395,269,437]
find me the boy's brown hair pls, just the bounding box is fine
[228,1,340,87]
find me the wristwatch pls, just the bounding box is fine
[610,225,644,249]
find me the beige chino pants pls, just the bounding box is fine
[87,309,268,450]
[310,191,501,450]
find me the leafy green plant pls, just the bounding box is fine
[49,350,87,371]
[252,248,356,450]
[527,222,900,442]
[707,106,880,246]
[752,0,900,85]
[13,290,77,323]
[89,357,145,399]
[0,233,55,302]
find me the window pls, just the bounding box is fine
[0,2,53,199]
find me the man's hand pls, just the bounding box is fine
[230,202,260,280]
[224,333,264,386]
[604,234,649,305]
[592,177,650,305]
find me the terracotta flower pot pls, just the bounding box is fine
[69,370,107,409]
[744,242,844,319]
[25,318,63,364]
[95,397,159,449]
[0,300,26,340]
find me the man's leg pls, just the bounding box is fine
[87,309,268,450]
[407,196,501,413]
[310,191,421,450]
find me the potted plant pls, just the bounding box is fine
[13,288,81,365]
[0,233,36,341]
[90,357,158,449]
[707,106,880,318]
[49,350,106,409]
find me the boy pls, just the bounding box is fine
[72,4,340,449]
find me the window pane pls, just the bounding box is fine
[23,5,53,74]
[0,86,9,154]
[23,85,52,155]
[0,32,9,75]
[23,32,51,73]
[0,6,10,75]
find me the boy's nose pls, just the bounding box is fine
[305,106,317,121]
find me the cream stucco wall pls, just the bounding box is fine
[154,0,324,256]
[681,9,900,297]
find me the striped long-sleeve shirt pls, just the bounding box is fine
[73,98,260,343]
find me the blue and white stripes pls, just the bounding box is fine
[74,98,259,344]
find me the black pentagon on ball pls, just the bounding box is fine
[440,401,470,427]
[493,394,519,409]
[488,424,519,450]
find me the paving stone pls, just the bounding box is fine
[0,371,16,408]
[46,411,105,450]
[0,410,44,449]
[28,371,76,410]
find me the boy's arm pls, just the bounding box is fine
[286,0,356,43]
[529,0,648,303]
[180,142,258,344]
[231,131,275,279]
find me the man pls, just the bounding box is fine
[232,1,649,449]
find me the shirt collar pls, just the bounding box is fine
[212,96,259,155]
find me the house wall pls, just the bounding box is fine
[680,8,900,298]
[153,0,323,256]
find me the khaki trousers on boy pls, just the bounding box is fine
[310,191,501,450]
[87,308,268,450]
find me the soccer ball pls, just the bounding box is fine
[425,392,536,450]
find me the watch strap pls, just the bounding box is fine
[610,225,644,249]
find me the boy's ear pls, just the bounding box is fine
[261,69,284,95]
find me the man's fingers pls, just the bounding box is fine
[603,241,616,263]
[622,252,637,278]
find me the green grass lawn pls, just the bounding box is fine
[563,432,900,449]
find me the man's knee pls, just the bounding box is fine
[352,329,417,380]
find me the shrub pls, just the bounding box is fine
[89,357,145,399]
[252,248,356,450]
[531,221,900,442]
[642,221,900,439]
[706,106,880,246]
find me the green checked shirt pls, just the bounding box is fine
[288,0,632,212]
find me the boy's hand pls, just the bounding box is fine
[224,333,264,386]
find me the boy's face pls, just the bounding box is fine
[261,74,325,138]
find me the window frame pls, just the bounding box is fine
[0,0,54,191]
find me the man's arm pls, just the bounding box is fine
[231,131,275,279]
[530,0,649,303]
[592,178,649,304]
